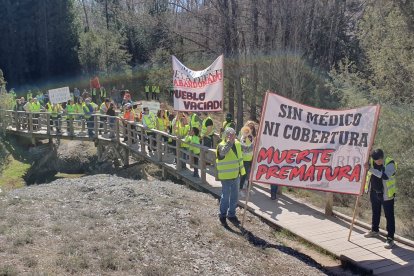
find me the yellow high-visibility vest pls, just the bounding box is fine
[216,140,246,180]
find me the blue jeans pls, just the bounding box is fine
[270,185,278,197]
[240,160,252,189]
[220,177,239,218]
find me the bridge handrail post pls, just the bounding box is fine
[200,148,206,183]
[176,138,182,171]
[14,111,20,130]
[139,125,146,154]
[127,122,132,146]
[28,113,33,133]
[46,113,51,135]
[156,132,162,161]
[94,115,99,138]
[115,118,120,142]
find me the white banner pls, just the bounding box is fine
[48,87,71,104]
[140,101,160,114]
[251,92,380,195]
[172,55,223,112]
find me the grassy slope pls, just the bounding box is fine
[0,156,30,191]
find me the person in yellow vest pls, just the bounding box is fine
[83,98,95,138]
[364,149,397,249]
[201,112,214,148]
[99,98,111,135]
[190,127,201,178]
[99,87,107,103]
[142,107,157,152]
[179,116,191,168]
[189,112,201,130]
[220,113,236,140]
[156,110,168,132]
[216,127,246,226]
[65,99,76,135]
[154,85,160,100]
[145,84,150,101]
[50,103,63,134]
[238,121,256,198]
[31,97,41,130]
[24,97,33,112]
[151,85,158,100]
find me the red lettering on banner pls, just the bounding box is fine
[255,148,362,183]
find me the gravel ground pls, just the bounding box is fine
[0,175,328,275]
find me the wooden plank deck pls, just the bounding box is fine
[4,125,414,275]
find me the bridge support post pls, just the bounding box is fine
[124,149,130,166]
[162,167,167,181]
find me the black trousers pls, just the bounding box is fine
[370,190,395,239]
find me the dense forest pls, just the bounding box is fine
[1,0,414,237]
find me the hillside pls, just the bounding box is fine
[0,175,329,275]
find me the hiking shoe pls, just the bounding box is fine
[364,231,380,238]
[227,216,240,226]
[384,238,395,249]
[219,216,227,226]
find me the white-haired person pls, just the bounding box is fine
[216,127,252,227]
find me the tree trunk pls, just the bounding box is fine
[250,0,259,121]
[230,0,243,132]
[81,0,90,32]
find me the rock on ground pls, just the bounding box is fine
[0,175,327,275]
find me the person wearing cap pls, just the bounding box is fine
[364,149,397,249]
[83,98,95,137]
[216,127,247,226]
[220,113,236,140]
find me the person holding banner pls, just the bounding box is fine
[216,127,246,226]
[364,149,397,249]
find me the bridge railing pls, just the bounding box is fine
[0,109,218,183]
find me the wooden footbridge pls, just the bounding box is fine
[1,110,414,275]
